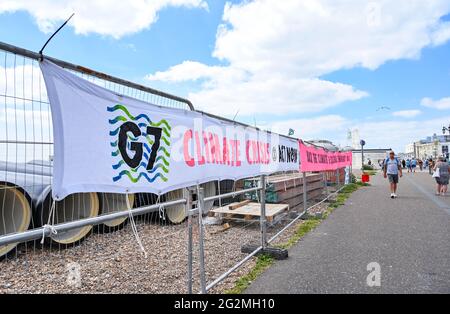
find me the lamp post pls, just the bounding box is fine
[360,139,366,171]
[433,134,439,158]
[442,125,450,135]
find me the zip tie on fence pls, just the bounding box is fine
[126,193,148,259]
[40,200,57,244]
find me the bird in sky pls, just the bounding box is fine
[376,106,391,111]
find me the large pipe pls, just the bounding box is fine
[1,162,101,243]
[0,182,32,257]
[98,193,134,228]
[164,181,217,224]
[35,187,99,244]
[164,188,186,224]
[0,161,53,177]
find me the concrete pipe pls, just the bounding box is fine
[98,193,134,228]
[200,181,216,214]
[164,189,186,224]
[35,188,99,244]
[0,161,53,177]
[164,181,217,224]
[0,182,32,258]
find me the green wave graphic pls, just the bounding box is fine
[160,127,170,138]
[151,120,171,131]
[146,135,154,145]
[159,146,170,158]
[108,104,151,123]
[156,155,170,167]
[161,136,170,146]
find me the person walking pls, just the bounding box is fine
[406,159,411,173]
[402,159,406,169]
[383,150,403,199]
[418,159,423,171]
[433,156,449,196]
[411,158,417,173]
[429,158,435,175]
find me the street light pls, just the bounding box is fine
[433,133,439,158]
[443,125,450,134]
[360,139,366,170]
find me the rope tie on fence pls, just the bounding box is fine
[232,181,237,199]
[218,179,222,208]
[126,194,148,259]
[40,200,57,244]
[156,195,166,221]
[254,178,260,203]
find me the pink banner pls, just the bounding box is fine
[299,141,352,172]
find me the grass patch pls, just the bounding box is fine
[225,182,367,294]
[225,254,274,294]
[276,219,322,250]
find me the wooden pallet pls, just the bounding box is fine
[211,202,289,222]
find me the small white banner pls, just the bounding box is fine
[41,60,299,200]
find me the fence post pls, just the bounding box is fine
[185,188,193,294]
[303,172,307,213]
[336,168,340,189]
[259,175,267,250]
[323,171,328,196]
[196,185,207,294]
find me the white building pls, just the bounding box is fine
[404,143,415,158]
[405,134,450,160]
[351,129,361,150]
[415,142,450,160]
[352,148,391,169]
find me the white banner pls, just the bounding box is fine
[40,60,299,200]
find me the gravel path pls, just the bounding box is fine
[0,199,329,294]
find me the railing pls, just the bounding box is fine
[0,41,350,294]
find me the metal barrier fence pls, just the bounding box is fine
[0,41,350,294]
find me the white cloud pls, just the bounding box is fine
[189,77,367,116]
[421,97,450,110]
[432,21,450,46]
[268,114,450,152]
[147,0,450,117]
[392,110,422,118]
[270,115,348,139]
[0,64,47,101]
[0,0,208,39]
[353,117,450,152]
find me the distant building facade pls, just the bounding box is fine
[405,134,450,160]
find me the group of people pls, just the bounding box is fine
[382,151,449,198]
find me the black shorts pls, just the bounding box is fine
[388,174,399,184]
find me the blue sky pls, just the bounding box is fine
[1,0,450,152]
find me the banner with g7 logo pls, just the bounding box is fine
[41,60,299,200]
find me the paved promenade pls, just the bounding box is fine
[246,171,450,293]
